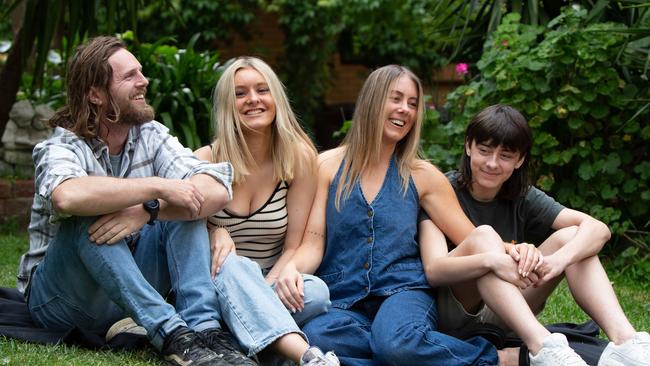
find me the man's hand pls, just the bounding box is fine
[274,262,305,313]
[89,205,148,244]
[209,227,236,278]
[159,179,205,219]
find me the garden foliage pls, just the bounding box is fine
[124,33,222,150]
[422,7,649,243]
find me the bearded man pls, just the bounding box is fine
[15,36,257,366]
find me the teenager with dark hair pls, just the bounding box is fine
[420,104,649,366]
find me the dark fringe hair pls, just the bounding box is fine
[457,104,532,200]
[48,36,125,138]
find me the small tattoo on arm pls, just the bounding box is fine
[306,230,324,238]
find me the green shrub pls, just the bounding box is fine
[422,7,649,244]
[125,33,222,150]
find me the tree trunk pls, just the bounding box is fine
[0,0,32,147]
[0,28,30,147]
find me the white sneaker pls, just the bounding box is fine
[529,333,588,366]
[105,317,147,342]
[299,346,340,366]
[598,331,650,366]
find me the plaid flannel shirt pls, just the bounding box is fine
[16,121,233,294]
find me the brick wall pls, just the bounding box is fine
[0,178,33,227]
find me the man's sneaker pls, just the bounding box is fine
[299,346,340,366]
[105,317,147,342]
[162,326,229,366]
[598,331,650,366]
[529,333,588,366]
[199,328,258,365]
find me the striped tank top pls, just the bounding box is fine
[208,181,288,270]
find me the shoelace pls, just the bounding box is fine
[555,348,585,365]
[306,353,338,366]
[202,331,254,363]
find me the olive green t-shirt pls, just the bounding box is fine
[443,171,564,245]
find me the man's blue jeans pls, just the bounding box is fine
[28,216,305,355]
[303,289,499,366]
[28,216,222,349]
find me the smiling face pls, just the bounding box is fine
[106,48,154,125]
[234,67,276,133]
[466,139,525,201]
[381,75,418,146]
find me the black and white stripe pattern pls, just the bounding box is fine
[208,181,288,271]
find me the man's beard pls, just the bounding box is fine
[118,99,155,126]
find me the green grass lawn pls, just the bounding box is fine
[1,229,648,365]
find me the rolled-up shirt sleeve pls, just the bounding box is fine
[33,136,89,200]
[146,123,233,199]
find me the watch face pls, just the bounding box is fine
[145,200,160,210]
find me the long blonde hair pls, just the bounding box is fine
[335,65,424,209]
[211,56,316,183]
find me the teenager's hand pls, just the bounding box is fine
[507,243,544,278]
[209,227,236,278]
[490,253,535,289]
[517,243,544,278]
[274,262,305,313]
[159,179,205,218]
[89,205,148,244]
[534,253,568,287]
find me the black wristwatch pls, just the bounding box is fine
[142,199,160,225]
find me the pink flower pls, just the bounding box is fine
[426,102,436,110]
[455,63,469,75]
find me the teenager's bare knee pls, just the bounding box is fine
[459,225,504,255]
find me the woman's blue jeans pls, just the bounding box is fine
[303,289,499,366]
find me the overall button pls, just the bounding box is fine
[367,237,373,243]
[363,262,369,269]
[367,210,373,217]
[364,286,369,292]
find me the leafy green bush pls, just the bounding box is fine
[125,33,223,150]
[422,7,649,243]
[16,49,66,109]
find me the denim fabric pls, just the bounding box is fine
[303,290,499,366]
[318,157,429,309]
[27,216,220,349]
[213,255,305,356]
[269,273,331,327]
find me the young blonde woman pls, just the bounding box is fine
[195,56,337,366]
[273,65,504,366]
[419,104,650,366]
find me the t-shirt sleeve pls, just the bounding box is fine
[417,208,431,223]
[523,187,565,243]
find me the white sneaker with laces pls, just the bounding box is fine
[529,333,588,366]
[299,346,340,366]
[598,331,650,366]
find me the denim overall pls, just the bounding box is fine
[303,157,498,366]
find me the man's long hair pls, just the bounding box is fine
[48,36,125,138]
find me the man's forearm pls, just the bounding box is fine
[157,174,230,221]
[52,176,163,216]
